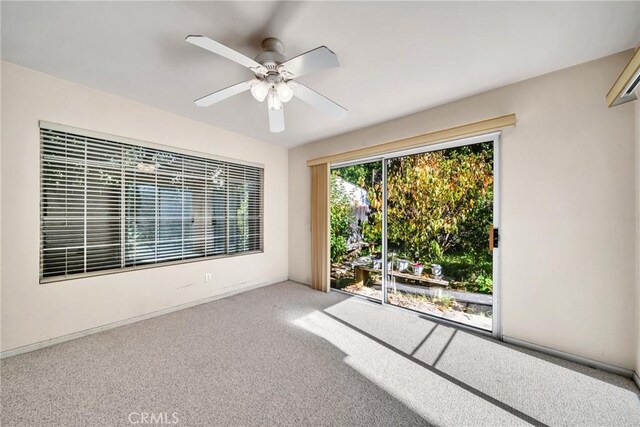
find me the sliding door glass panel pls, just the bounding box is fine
[385,141,494,331]
[330,161,383,301]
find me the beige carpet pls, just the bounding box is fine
[2,281,639,426]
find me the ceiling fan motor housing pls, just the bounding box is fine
[255,37,287,66]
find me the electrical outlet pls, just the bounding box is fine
[205,273,212,283]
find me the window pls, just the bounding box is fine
[40,125,263,282]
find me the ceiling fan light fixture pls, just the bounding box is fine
[276,82,294,103]
[250,79,270,102]
[267,88,283,110]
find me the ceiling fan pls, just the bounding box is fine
[186,35,347,133]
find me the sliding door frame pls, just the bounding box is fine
[331,131,502,338]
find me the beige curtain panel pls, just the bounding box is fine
[310,163,330,292]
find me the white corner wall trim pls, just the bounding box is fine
[503,336,634,378]
[0,277,287,359]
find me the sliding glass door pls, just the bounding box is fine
[384,139,496,331]
[330,134,499,333]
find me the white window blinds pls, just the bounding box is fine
[40,127,263,282]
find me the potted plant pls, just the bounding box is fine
[412,262,424,276]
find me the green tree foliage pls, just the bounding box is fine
[333,162,377,189]
[329,175,353,262]
[385,143,493,262]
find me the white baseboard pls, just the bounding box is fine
[502,336,634,378]
[1,278,286,359]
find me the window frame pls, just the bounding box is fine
[39,121,264,284]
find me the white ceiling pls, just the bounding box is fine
[2,1,639,148]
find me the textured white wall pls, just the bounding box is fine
[1,61,289,352]
[289,51,637,370]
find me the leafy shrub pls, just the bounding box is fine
[436,252,493,294]
[473,274,493,294]
[330,175,354,262]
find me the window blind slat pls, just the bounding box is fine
[41,127,263,281]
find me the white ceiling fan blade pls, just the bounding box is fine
[281,46,339,78]
[186,35,266,74]
[268,108,285,133]
[293,82,347,120]
[195,80,253,107]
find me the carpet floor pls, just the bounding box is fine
[2,281,639,426]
